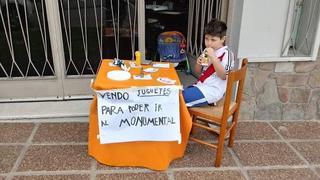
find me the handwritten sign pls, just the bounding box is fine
[96,86,181,144]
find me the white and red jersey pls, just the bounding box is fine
[194,46,234,104]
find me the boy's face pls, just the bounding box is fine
[204,34,225,50]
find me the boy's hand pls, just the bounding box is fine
[204,47,217,64]
[196,56,204,65]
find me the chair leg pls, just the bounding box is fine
[228,112,239,147]
[190,115,197,134]
[214,120,227,167]
[215,132,226,167]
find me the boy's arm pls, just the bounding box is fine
[211,57,226,80]
[194,56,203,75]
[205,48,227,80]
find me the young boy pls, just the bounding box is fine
[183,19,234,107]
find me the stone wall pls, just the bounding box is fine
[240,57,320,120]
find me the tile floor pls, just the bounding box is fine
[1,120,320,180]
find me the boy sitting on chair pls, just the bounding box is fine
[183,19,234,107]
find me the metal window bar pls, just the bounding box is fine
[92,0,103,73]
[15,0,38,76]
[127,0,137,60]
[1,0,139,78]
[187,0,220,57]
[0,0,55,78]
[34,0,55,76]
[107,0,138,60]
[59,0,81,75]
[59,0,137,76]
[109,0,119,60]
[59,0,103,77]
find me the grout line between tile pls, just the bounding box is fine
[5,123,40,180]
[227,147,251,180]
[166,169,175,180]
[32,142,88,145]
[8,170,91,176]
[90,159,97,180]
[95,169,151,174]
[234,139,320,143]
[4,139,317,146]
[0,142,88,146]
[286,139,320,142]
[5,138,319,146]
[169,167,240,171]
[238,120,320,123]
[243,165,314,170]
[0,173,8,177]
[6,165,319,177]
[169,165,320,171]
[267,122,320,178]
[0,118,88,123]
[234,139,283,143]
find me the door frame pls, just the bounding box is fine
[0,0,146,102]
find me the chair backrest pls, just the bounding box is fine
[187,58,248,167]
[221,58,248,120]
[157,31,187,63]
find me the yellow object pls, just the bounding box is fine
[135,51,141,66]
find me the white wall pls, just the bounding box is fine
[236,0,290,59]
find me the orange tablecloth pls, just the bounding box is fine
[88,60,192,170]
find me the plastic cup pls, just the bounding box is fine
[201,53,209,66]
[135,51,141,66]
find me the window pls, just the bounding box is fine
[281,0,320,58]
[232,0,320,62]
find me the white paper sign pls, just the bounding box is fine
[96,86,181,144]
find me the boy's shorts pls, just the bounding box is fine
[182,86,208,107]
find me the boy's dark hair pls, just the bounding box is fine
[204,19,227,38]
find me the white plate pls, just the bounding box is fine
[143,67,158,73]
[107,70,131,81]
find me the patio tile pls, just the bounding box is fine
[0,145,22,173]
[96,162,144,170]
[235,122,280,140]
[233,142,304,166]
[291,142,320,165]
[174,170,246,180]
[170,143,236,168]
[0,123,34,143]
[247,168,319,180]
[96,173,168,180]
[270,121,320,139]
[190,127,218,142]
[12,175,90,180]
[17,145,91,171]
[33,123,88,143]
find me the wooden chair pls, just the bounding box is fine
[188,58,248,167]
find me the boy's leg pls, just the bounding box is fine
[182,86,208,107]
